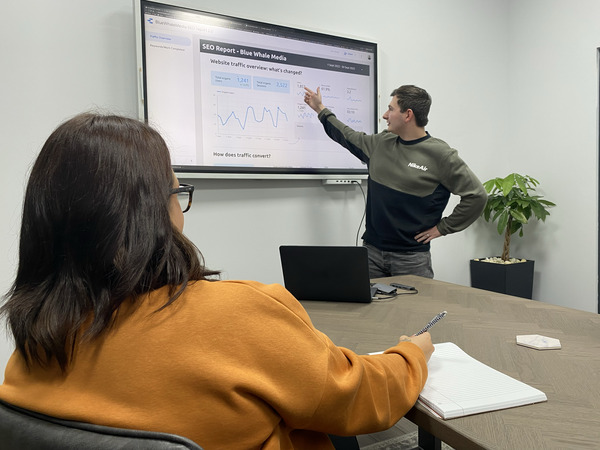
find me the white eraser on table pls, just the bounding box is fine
[516,334,561,350]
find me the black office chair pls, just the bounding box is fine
[0,399,203,449]
[329,434,361,450]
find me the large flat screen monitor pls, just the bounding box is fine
[135,0,377,179]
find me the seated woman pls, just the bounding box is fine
[0,113,433,449]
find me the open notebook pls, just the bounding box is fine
[418,342,547,419]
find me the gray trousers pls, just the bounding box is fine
[363,242,434,279]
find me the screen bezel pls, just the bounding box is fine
[134,0,377,180]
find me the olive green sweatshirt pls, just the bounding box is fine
[319,108,487,252]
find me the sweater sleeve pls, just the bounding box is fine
[318,108,381,163]
[238,282,428,436]
[305,335,428,435]
[436,150,487,235]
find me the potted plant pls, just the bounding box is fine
[470,173,556,298]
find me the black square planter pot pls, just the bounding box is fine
[470,258,534,299]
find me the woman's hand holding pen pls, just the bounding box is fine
[402,310,446,362]
[399,332,434,362]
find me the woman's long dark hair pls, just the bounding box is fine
[1,113,219,371]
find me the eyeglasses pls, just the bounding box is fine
[170,183,194,213]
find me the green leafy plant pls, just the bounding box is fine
[482,173,556,261]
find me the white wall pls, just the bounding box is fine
[503,0,600,312]
[1,0,598,377]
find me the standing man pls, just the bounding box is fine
[304,85,486,278]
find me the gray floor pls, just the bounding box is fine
[356,418,418,449]
[356,417,454,450]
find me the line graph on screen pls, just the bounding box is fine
[215,93,292,139]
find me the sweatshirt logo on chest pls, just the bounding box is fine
[408,162,428,172]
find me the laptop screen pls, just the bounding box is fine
[279,245,372,303]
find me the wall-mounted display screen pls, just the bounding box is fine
[135,0,377,178]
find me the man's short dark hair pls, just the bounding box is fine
[390,85,431,127]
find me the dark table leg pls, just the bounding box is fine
[418,427,442,450]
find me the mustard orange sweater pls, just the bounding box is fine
[0,280,427,449]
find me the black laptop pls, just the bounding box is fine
[279,245,373,303]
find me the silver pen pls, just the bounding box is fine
[415,311,447,335]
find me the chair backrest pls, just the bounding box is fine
[0,400,203,450]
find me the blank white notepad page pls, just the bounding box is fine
[419,342,547,419]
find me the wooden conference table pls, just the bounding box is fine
[300,275,600,449]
